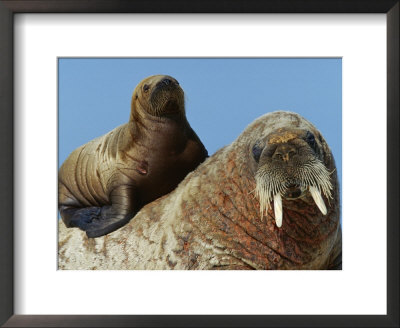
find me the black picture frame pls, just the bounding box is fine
[0,1,398,327]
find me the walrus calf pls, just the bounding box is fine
[58,75,208,238]
[58,111,341,270]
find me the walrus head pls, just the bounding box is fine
[131,75,185,118]
[250,117,334,228]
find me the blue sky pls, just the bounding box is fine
[58,58,342,191]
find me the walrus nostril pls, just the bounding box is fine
[272,144,297,162]
[162,78,172,85]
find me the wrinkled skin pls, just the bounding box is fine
[58,75,208,238]
[59,111,341,270]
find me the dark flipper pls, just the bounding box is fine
[60,206,101,230]
[60,205,133,238]
[60,184,137,238]
[85,211,133,238]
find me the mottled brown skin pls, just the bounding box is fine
[58,111,341,270]
[58,75,208,238]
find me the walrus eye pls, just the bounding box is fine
[252,143,263,162]
[306,131,317,150]
[143,84,150,92]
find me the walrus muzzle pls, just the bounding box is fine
[149,78,184,116]
[254,128,333,227]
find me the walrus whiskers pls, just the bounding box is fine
[150,88,185,117]
[255,157,333,227]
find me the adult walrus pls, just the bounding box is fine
[58,75,208,238]
[58,111,341,270]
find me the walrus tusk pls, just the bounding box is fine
[309,186,327,215]
[273,186,327,228]
[273,193,283,227]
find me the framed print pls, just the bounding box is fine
[0,1,398,327]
